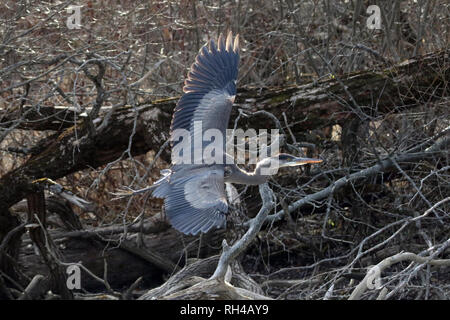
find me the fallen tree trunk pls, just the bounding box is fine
[2,49,448,133]
[17,222,225,292]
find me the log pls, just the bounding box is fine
[2,49,448,133]
[17,224,225,292]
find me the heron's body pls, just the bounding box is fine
[151,32,322,235]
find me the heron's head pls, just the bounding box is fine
[255,153,323,175]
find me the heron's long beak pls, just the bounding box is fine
[283,157,323,167]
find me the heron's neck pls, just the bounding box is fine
[224,164,270,185]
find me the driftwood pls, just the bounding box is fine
[137,183,274,300]
[138,257,269,300]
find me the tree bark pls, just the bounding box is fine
[25,191,73,299]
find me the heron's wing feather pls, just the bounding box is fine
[162,167,228,235]
[170,33,239,164]
[156,33,239,235]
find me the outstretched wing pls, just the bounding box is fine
[170,32,239,165]
[154,166,228,235]
[154,33,239,235]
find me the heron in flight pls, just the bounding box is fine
[151,32,322,235]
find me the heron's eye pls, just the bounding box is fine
[278,154,290,161]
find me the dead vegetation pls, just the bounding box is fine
[0,0,449,300]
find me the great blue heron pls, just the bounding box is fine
[151,32,322,235]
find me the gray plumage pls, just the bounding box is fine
[151,32,322,235]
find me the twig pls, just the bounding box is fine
[18,275,47,300]
[122,276,143,300]
[210,183,274,280]
[349,250,450,300]
[349,197,450,300]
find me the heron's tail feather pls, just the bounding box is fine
[151,169,172,198]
